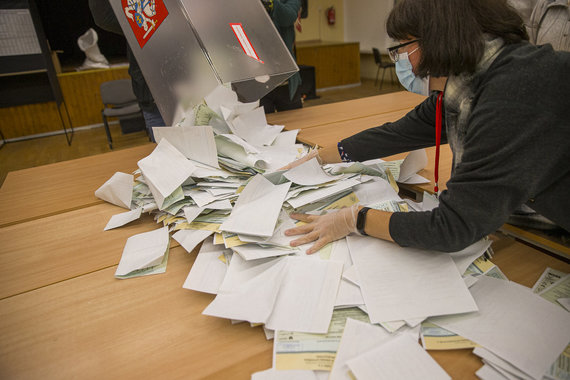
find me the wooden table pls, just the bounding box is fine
[267,91,425,130]
[0,144,154,227]
[1,93,568,380]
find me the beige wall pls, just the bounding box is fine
[295,0,345,42]
[294,0,391,80]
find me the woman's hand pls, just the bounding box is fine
[285,205,358,254]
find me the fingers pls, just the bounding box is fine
[289,213,317,223]
[306,238,330,255]
[285,223,314,236]
[289,230,320,247]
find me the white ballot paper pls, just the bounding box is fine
[335,278,364,308]
[251,369,317,380]
[231,244,297,261]
[115,226,170,278]
[473,347,534,380]
[189,161,233,179]
[95,171,133,209]
[346,334,451,380]
[272,129,299,147]
[330,238,353,269]
[398,149,428,183]
[204,84,238,116]
[342,265,360,286]
[448,239,492,275]
[287,178,361,209]
[220,174,291,237]
[220,101,259,121]
[172,229,214,253]
[475,364,513,380]
[558,297,570,311]
[183,206,205,223]
[215,134,269,169]
[153,125,219,168]
[353,177,401,205]
[203,199,233,210]
[104,207,142,231]
[202,255,289,323]
[284,158,335,186]
[137,139,195,209]
[265,257,344,334]
[185,188,220,208]
[229,106,284,146]
[347,235,478,323]
[329,318,394,380]
[238,210,298,249]
[257,144,304,173]
[430,276,570,380]
[182,237,229,294]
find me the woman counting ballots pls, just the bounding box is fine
[284,0,570,253]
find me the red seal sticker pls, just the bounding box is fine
[230,23,263,63]
[122,0,169,48]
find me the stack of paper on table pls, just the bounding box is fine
[429,276,570,380]
[96,85,554,380]
[346,235,478,324]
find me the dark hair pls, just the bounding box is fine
[386,0,529,77]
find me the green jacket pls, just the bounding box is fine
[271,0,302,99]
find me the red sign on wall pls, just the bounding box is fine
[121,0,169,48]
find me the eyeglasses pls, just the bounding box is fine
[388,39,420,62]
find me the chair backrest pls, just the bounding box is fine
[100,79,137,106]
[372,48,382,65]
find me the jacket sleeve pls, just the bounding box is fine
[390,52,570,251]
[339,93,443,162]
[272,0,302,26]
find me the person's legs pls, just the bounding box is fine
[142,107,165,142]
[260,90,277,113]
[89,0,123,35]
[274,84,303,112]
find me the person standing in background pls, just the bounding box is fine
[529,0,570,51]
[508,0,539,33]
[88,0,165,141]
[260,0,303,113]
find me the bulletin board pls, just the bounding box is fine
[0,0,73,144]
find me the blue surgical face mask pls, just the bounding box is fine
[395,50,429,96]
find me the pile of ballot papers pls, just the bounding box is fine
[96,85,570,380]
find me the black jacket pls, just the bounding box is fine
[340,42,570,251]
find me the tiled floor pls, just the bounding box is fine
[0,78,403,186]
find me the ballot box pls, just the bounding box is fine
[110,0,299,125]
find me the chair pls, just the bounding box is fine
[100,79,144,149]
[372,48,395,89]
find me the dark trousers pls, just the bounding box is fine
[260,83,303,113]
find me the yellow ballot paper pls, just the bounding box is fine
[274,307,369,371]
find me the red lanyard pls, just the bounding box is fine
[434,92,444,195]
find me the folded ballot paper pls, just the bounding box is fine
[137,139,196,210]
[153,125,219,168]
[115,226,170,279]
[95,171,134,209]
